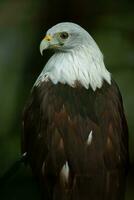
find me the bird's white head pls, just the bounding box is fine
[40,22,93,54]
[36,22,111,91]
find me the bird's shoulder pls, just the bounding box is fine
[23,79,124,123]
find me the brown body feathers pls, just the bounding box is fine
[22,80,129,200]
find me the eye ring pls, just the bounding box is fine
[59,32,69,39]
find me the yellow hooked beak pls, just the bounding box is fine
[40,34,53,55]
[40,34,62,55]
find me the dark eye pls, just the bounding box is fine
[59,32,69,39]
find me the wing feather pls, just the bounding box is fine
[22,80,129,200]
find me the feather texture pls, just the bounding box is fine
[22,80,129,200]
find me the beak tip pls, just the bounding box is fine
[40,50,43,56]
[39,39,49,56]
[39,45,44,56]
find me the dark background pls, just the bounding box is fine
[0,0,134,199]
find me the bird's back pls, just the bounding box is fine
[22,80,129,200]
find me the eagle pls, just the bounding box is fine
[22,22,129,200]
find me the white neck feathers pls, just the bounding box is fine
[35,43,111,91]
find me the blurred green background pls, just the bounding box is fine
[0,0,134,199]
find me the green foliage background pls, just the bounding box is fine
[0,0,133,199]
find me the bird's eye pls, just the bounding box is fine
[59,32,69,39]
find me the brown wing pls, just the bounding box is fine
[22,80,129,200]
[95,80,129,200]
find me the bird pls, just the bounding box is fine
[22,22,129,200]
